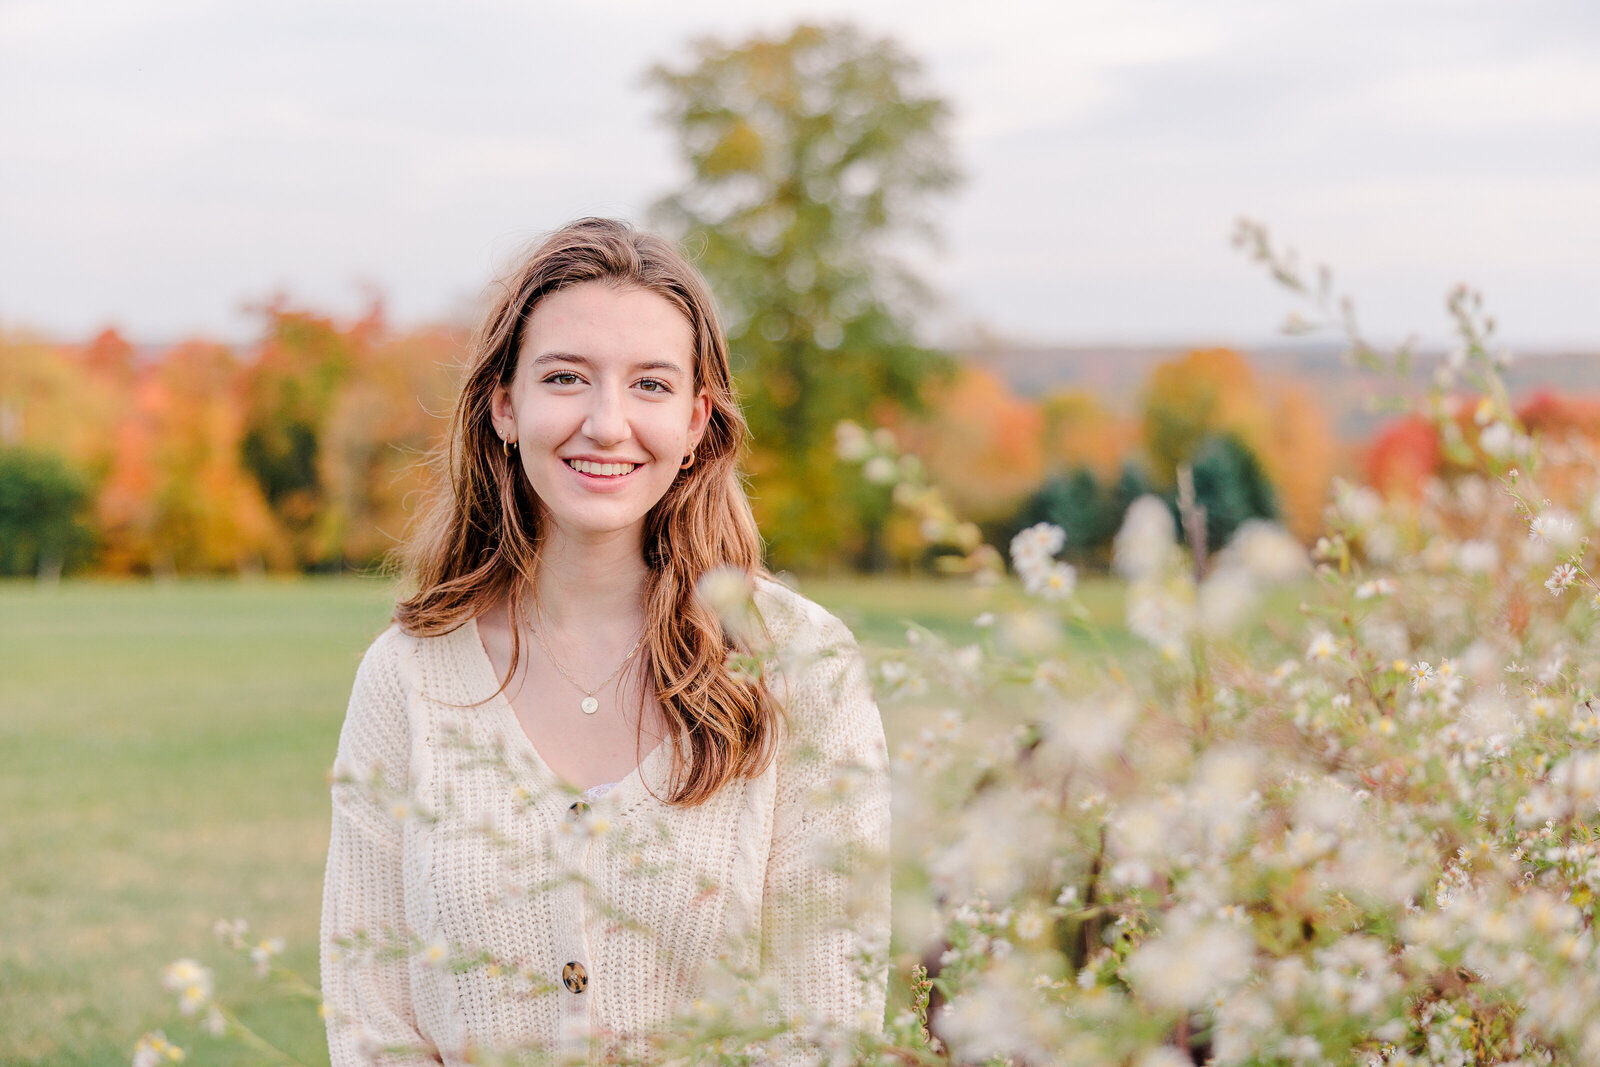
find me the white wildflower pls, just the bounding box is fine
[1546,563,1580,597]
[1409,662,1434,693]
[1479,421,1514,458]
[694,565,759,642]
[1199,564,1259,638]
[1529,509,1579,549]
[1010,522,1066,568]
[160,959,213,1016]
[132,1032,185,1067]
[1456,539,1499,574]
[1113,496,1177,581]
[249,936,285,977]
[1355,578,1396,600]
[862,455,897,485]
[834,421,870,461]
[1219,519,1310,583]
[1306,630,1338,663]
[1127,579,1195,654]
[1124,913,1253,1010]
[1025,560,1077,601]
[1334,481,1383,527]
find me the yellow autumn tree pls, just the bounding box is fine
[147,341,289,572]
[319,322,461,566]
[1140,347,1335,540]
[1039,387,1138,481]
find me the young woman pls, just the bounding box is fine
[319,218,890,1065]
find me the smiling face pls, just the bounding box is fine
[490,280,711,549]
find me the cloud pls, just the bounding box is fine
[1,0,1598,344]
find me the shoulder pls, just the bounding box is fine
[751,575,858,660]
[751,577,877,733]
[351,622,415,691]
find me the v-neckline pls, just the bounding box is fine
[461,615,671,804]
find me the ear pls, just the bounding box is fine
[490,380,517,439]
[687,387,712,451]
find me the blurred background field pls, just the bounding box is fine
[2,573,1197,1065]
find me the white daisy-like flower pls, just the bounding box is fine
[1409,662,1434,692]
[1546,563,1580,597]
[1010,522,1066,569]
[1529,510,1579,548]
[1025,561,1077,601]
[160,959,213,1017]
[1306,630,1338,663]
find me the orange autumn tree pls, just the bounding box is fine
[147,341,287,572]
[1139,347,1335,541]
[898,364,1044,527]
[1038,387,1137,481]
[239,302,461,570]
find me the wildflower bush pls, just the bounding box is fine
[138,229,1600,1065]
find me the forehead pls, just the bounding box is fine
[521,280,695,372]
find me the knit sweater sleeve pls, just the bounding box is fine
[320,626,440,1066]
[761,604,891,1057]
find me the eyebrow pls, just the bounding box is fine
[531,352,687,376]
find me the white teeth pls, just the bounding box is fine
[566,459,638,477]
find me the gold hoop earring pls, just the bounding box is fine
[679,449,695,470]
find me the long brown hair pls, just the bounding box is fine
[395,217,778,805]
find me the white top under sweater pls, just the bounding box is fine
[320,578,890,1066]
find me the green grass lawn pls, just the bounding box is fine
[1,578,398,1067]
[5,573,1133,1067]
[0,571,1316,1066]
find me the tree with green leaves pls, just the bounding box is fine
[0,447,94,577]
[649,22,960,569]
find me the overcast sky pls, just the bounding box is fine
[3,0,1597,351]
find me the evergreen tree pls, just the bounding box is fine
[1011,466,1118,565]
[1187,433,1279,551]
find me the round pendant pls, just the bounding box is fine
[580,696,599,715]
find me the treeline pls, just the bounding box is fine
[0,307,459,577]
[880,348,1342,570]
[0,319,1340,578]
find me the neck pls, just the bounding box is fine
[532,524,650,631]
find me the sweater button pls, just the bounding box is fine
[562,961,588,994]
[568,800,590,820]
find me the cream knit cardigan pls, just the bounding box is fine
[320,579,890,1065]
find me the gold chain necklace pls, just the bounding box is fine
[524,599,644,716]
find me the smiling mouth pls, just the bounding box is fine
[565,458,640,477]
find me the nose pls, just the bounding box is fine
[581,384,630,447]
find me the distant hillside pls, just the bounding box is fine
[965,343,1600,443]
